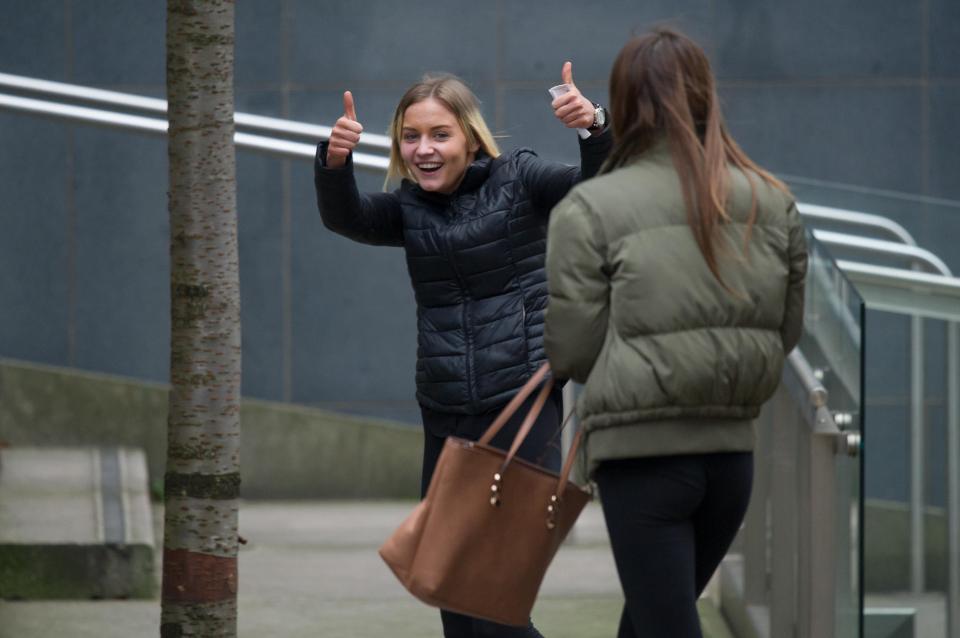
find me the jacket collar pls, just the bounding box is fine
[457,151,493,192]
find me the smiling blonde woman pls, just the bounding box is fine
[314,70,611,638]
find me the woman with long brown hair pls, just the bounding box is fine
[543,28,807,637]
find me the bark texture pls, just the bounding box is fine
[162,1,240,636]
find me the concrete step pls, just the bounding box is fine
[0,446,155,599]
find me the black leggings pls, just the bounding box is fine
[595,453,753,638]
[419,388,563,638]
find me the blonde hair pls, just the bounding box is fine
[386,74,500,186]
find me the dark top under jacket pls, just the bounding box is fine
[314,132,612,414]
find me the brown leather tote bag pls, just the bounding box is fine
[379,363,591,626]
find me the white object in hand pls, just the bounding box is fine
[548,83,590,139]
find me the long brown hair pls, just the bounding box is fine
[386,74,500,185]
[604,28,789,288]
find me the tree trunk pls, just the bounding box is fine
[161,1,240,636]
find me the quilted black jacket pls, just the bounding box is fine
[314,132,611,414]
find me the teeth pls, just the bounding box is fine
[418,163,442,170]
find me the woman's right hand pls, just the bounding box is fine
[325,91,364,169]
[551,62,595,131]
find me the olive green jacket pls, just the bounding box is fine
[544,144,807,475]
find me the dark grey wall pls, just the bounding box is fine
[1,1,958,458]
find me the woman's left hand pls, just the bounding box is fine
[551,61,595,130]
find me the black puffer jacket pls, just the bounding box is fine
[314,132,611,414]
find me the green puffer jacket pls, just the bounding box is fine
[544,142,807,476]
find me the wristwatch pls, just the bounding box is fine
[588,102,608,132]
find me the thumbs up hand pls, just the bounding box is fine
[550,62,596,131]
[326,90,364,169]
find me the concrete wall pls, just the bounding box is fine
[2,1,958,416]
[0,358,421,499]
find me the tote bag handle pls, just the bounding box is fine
[476,363,587,515]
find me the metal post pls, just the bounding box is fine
[911,315,926,593]
[947,321,959,637]
[744,403,772,606]
[770,390,799,638]
[805,423,839,638]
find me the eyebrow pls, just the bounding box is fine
[402,125,454,132]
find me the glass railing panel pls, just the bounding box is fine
[801,229,863,409]
[798,232,865,638]
[794,181,960,637]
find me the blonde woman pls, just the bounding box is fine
[314,69,611,638]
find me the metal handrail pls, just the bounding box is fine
[798,202,917,246]
[786,349,829,411]
[813,229,952,276]
[0,92,389,171]
[0,72,947,242]
[0,71,393,150]
[837,260,960,300]
[836,261,960,322]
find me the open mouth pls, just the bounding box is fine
[417,162,443,174]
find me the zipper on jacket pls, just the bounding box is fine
[443,233,477,409]
[520,301,528,368]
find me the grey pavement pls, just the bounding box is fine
[0,501,730,638]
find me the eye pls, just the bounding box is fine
[434,131,450,141]
[402,133,418,143]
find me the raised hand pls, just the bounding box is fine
[326,90,364,169]
[550,62,595,131]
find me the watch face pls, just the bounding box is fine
[593,105,606,129]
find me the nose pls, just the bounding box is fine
[415,136,434,157]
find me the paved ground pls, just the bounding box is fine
[0,501,732,638]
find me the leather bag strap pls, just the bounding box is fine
[477,363,551,446]
[498,378,555,474]
[476,362,588,501]
[554,427,584,496]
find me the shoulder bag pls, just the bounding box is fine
[379,363,591,626]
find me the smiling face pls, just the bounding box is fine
[399,97,479,194]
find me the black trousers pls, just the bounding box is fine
[594,452,753,638]
[419,387,564,638]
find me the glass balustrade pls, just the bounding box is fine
[794,180,960,638]
[800,231,866,638]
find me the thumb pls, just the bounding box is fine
[343,90,357,121]
[561,61,574,87]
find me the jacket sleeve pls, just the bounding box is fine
[780,202,809,353]
[544,193,610,383]
[314,142,404,247]
[518,129,612,213]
